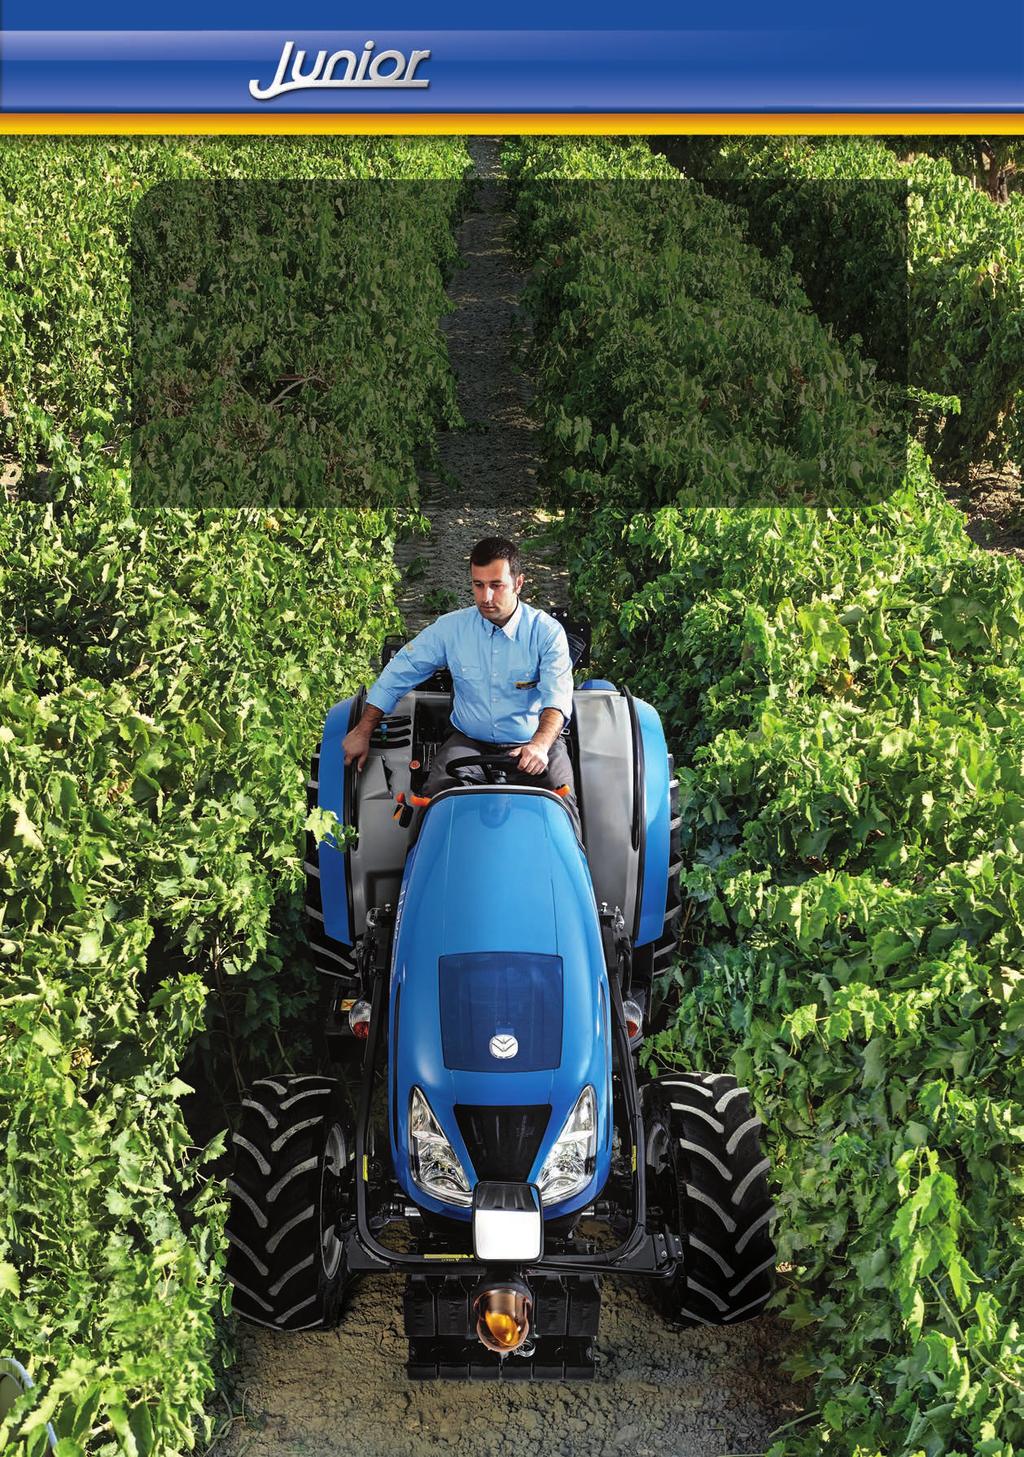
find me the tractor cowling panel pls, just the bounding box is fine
[389,790,613,1222]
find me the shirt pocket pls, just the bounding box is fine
[507,653,540,692]
[454,654,484,685]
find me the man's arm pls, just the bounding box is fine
[511,707,565,775]
[342,619,448,770]
[533,706,566,749]
[510,622,573,776]
[342,702,385,771]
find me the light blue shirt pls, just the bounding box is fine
[366,601,574,744]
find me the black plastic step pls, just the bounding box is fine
[407,1337,595,1381]
[404,1273,600,1342]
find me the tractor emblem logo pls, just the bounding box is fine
[489,1034,518,1060]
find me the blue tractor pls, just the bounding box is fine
[225,634,776,1378]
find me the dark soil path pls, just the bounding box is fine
[393,140,568,629]
[951,461,1024,561]
[216,138,810,1457]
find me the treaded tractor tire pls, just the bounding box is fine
[306,740,359,987]
[643,1072,775,1327]
[226,1075,356,1331]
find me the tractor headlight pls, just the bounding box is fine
[536,1086,596,1204]
[409,1087,472,1207]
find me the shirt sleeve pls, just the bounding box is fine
[366,618,449,715]
[537,621,575,723]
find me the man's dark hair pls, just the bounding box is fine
[470,537,521,578]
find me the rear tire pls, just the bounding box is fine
[643,1073,775,1327]
[226,1075,356,1331]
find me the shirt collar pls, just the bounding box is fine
[491,598,524,639]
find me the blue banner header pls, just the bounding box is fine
[1,8,1022,113]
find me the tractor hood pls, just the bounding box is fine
[388,788,613,1221]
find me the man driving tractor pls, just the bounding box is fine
[342,537,580,835]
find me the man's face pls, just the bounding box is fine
[471,558,524,623]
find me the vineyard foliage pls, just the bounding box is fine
[1,137,464,500]
[507,136,1024,1457]
[666,136,1024,478]
[0,136,470,1455]
[132,176,461,507]
[881,137,1023,203]
[509,147,902,510]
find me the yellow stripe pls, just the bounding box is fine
[362,1155,368,1182]
[632,1146,638,1173]
[2,112,1023,136]
[422,1252,472,1261]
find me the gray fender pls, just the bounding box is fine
[573,689,641,933]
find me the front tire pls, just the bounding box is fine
[643,1072,776,1327]
[226,1075,356,1330]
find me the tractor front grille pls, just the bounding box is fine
[454,1105,550,1183]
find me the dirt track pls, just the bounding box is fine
[215,139,809,1457]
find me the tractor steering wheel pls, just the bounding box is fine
[442,752,536,787]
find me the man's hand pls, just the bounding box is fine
[342,725,373,772]
[342,704,384,772]
[510,740,549,776]
[510,709,564,775]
